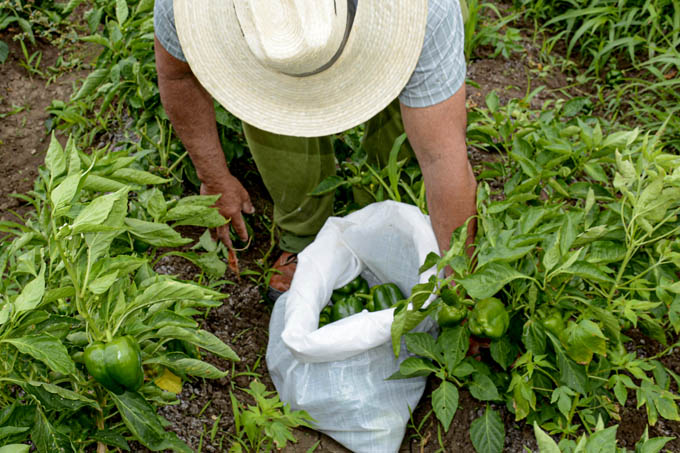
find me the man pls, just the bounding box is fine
[153,0,477,299]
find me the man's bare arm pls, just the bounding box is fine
[400,85,477,257]
[154,36,254,245]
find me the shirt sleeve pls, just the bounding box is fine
[398,0,466,108]
[154,0,187,62]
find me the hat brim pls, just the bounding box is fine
[174,0,428,137]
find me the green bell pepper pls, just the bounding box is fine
[331,276,369,302]
[331,295,364,322]
[368,283,404,312]
[437,288,467,327]
[468,297,510,339]
[541,311,564,337]
[84,336,144,394]
[318,305,332,328]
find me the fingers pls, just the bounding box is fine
[242,198,255,215]
[215,224,233,248]
[230,212,249,242]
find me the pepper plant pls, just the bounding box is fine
[391,95,680,448]
[0,135,240,452]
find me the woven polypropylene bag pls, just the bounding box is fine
[266,201,440,452]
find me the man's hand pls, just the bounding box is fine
[201,176,255,248]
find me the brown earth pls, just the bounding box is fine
[0,30,91,221]
[2,15,680,453]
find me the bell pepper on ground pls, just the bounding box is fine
[330,295,364,322]
[468,297,510,339]
[368,283,404,312]
[84,336,144,394]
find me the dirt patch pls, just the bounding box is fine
[0,31,90,220]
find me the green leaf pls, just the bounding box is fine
[437,326,469,373]
[72,188,128,234]
[4,335,75,375]
[490,337,518,370]
[432,381,459,431]
[31,406,75,453]
[639,315,667,345]
[586,241,626,264]
[164,205,226,228]
[389,357,438,379]
[404,332,439,362]
[635,431,673,453]
[669,297,680,334]
[469,373,500,401]
[72,68,109,101]
[145,353,228,379]
[542,233,561,273]
[0,446,30,453]
[591,307,621,344]
[418,252,440,274]
[132,280,224,309]
[565,319,607,365]
[23,381,99,412]
[533,422,561,453]
[391,295,437,357]
[470,407,504,453]
[13,264,45,314]
[602,129,639,150]
[51,172,82,217]
[457,262,529,299]
[309,175,346,196]
[486,91,500,113]
[111,392,191,452]
[16,18,35,45]
[170,252,226,278]
[560,261,614,284]
[0,40,9,64]
[556,349,587,394]
[387,133,408,200]
[44,134,66,181]
[81,174,127,192]
[91,430,130,451]
[140,188,167,222]
[551,386,575,419]
[115,0,129,24]
[125,218,192,247]
[522,320,547,355]
[110,168,170,185]
[155,327,239,362]
[89,271,119,295]
[584,425,617,453]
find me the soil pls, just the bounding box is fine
[0,30,91,221]
[2,9,679,453]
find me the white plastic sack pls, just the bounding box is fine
[266,201,441,452]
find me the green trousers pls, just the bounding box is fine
[242,99,412,253]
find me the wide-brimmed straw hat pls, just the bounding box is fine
[174,0,428,137]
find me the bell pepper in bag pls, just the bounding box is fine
[318,305,332,328]
[84,336,144,394]
[331,276,369,302]
[330,295,364,322]
[367,283,404,312]
[468,297,510,339]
